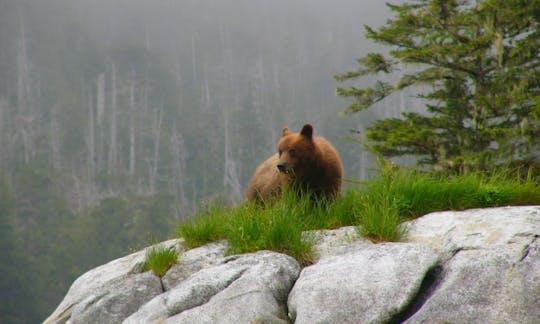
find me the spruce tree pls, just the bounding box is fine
[336,0,540,172]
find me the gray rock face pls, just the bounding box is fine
[162,241,228,290]
[405,245,540,324]
[288,243,439,324]
[124,250,300,324]
[303,225,373,259]
[46,206,540,324]
[68,272,162,324]
[44,239,182,324]
[405,206,540,261]
[404,206,540,324]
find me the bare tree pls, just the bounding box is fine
[219,22,243,201]
[49,105,61,170]
[170,122,188,215]
[95,73,106,172]
[87,87,95,177]
[17,18,31,115]
[96,73,105,126]
[108,62,118,175]
[16,115,35,164]
[0,99,5,171]
[16,17,36,163]
[222,104,243,200]
[148,107,163,194]
[129,70,136,175]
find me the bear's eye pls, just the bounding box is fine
[289,148,296,157]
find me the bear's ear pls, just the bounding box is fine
[282,127,291,137]
[300,124,313,139]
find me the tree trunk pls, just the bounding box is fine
[96,73,106,172]
[108,63,118,175]
[87,86,95,177]
[49,105,61,170]
[129,70,136,175]
[96,73,105,127]
[171,122,188,214]
[0,99,5,171]
[219,22,243,201]
[16,18,35,163]
[149,108,163,194]
[222,111,243,200]
[17,18,31,115]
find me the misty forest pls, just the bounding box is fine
[0,0,416,321]
[4,0,538,322]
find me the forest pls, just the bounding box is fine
[6,0,537,322]
[0,0,413,322]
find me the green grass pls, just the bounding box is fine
[178,203,230,247]
[176,165,540,264]
[177,190,358,265]
[143,244,179,277]
[357,191,405,242]
[364,163,540,218]
[225,199,315,265]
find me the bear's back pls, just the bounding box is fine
[245,153,286,201]
[309,136,344,198]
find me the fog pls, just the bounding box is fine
[1,0,406,210]
[0,1,410,321]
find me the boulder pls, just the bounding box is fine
[405,243,540,324]
[404,206,540,323]
[44,239,182,324]
[66,272,162,324]
[124,250,300,324]
[288,243,439,323]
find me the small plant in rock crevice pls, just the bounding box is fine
[143,245,179,277]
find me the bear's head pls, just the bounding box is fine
[276,124,319,177]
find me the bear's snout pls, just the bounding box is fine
[277,162,288,173]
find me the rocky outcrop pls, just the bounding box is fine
[44,239,181,324]
[404,206,540,323]
[45,206,540,323]
[288,243,439,323]
[125,251,300,324]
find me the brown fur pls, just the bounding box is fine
[246,124,344,202]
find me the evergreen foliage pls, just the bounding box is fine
[336,0,540,172]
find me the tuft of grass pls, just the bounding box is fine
[143,244,179,277]
[357,191,405,242]
[175,164,540,263]
[177,203,230,248]
[225,199,315,266]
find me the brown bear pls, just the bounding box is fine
[246,124,343,202]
